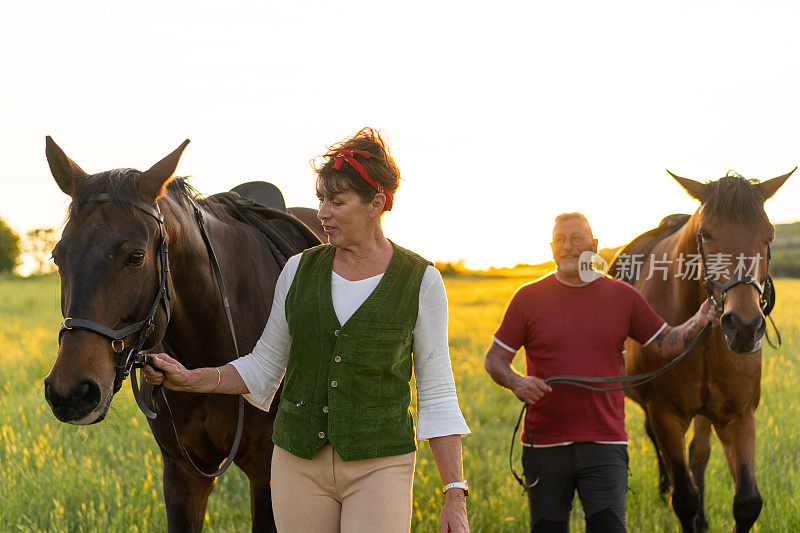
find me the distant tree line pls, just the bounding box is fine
[772,222,800,278]
[1,214,799,277]
[0,216,59,276]
[0,217,20,273]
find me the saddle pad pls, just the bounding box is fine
[208,191,322,267]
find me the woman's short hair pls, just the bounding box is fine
[313,127,400,206]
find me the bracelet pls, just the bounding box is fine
[443,481,469,497]
[210,367,221,393]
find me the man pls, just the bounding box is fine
[483,212,718,532]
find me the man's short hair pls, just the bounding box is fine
[554,212,593,236]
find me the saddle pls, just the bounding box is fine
[607,213,691,285]
[207,182,322,267]
[230,181,287,212]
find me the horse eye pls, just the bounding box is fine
[699,229,713,241]
[126,251,145,266]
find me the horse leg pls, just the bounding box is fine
[689,416,712,533]
[648,408,699,532]
[237,449,277,533]
[714,411,762,533]
[162,453,216,533]
[645,413,671,501]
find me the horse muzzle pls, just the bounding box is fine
[43,375,109,424]
[720,311,766,354]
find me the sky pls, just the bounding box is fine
[1,0,799,269]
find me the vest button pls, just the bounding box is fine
[318,432,325,439]
[331,381,338,387]
[334,356,342,363]
[334,329,339,336]
[322,406,329,414]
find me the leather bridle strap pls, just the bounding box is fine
[58,193,171,394]
[60,318,148,344]
[136,194,246,479]
[696,234,773,316]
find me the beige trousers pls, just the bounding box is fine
[271,443,416,533]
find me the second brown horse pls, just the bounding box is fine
[623,170,792,532]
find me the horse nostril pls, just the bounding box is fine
[720,312,740,337]
[44,377,52,404]
[72,379,101,410]
[720,312,766,341]
[748,316,766,339]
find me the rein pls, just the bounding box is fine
[57,193,254,479]
[509,322,711,489]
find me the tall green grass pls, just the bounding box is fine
[1,275,798,531]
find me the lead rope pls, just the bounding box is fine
[764,315,782,349]
[510,322,711,490]
[130,196,249,479]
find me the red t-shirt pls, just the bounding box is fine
[494,273,665,445]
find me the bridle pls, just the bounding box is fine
[57,192,245,479]
[696,232,776,317]
[58,193,171,394]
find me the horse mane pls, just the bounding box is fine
[702,172,767,228]
[68,171,221,222]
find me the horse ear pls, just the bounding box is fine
[45,136,87,196]
[137,139,191,203]
[667,170,708,202]
[758,167,795,200]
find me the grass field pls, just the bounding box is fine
[1,274,799,532]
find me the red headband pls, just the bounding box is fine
[330,149,394,211]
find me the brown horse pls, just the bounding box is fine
[42,138,318,532]
[288,206,325,242]
[622,170,792,532]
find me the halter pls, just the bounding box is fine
[695,233,776,317]
[58,193,171,394]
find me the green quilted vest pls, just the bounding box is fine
[273,241,432,461]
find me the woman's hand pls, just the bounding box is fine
[429,435,470,532]
[142,353,196,392]
[439,490,469,532]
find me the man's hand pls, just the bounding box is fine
[652,297,722,360]
[696,297,721,327]
[439,490,469,533]
[484,341,552,404]
[511,375,552,404]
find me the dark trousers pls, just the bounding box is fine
[522,442,628,533]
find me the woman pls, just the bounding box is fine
[143,127,470,532]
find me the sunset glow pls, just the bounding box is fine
[2,1,799,269]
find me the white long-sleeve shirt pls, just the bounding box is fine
[230,254,471,440]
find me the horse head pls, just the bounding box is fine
[670,168,793,353]
[43,137,189,424]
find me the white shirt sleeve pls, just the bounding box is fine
[413,266,471,439]
[229,254,300,411]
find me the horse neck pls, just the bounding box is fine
[159,195,242,367]
[669,210,707,310]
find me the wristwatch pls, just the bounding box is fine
[443,481,469,497]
